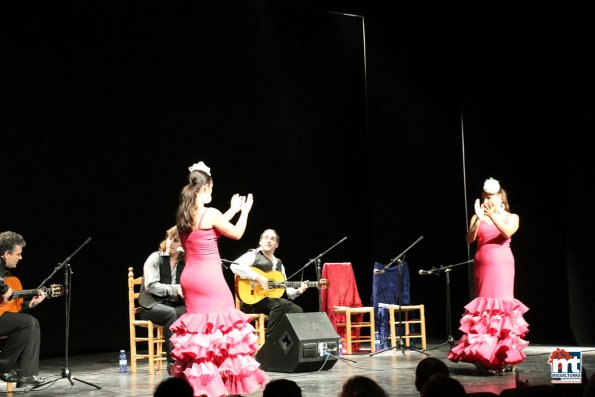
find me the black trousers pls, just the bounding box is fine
[139,302,185,363]
[242,297,302,337]
[0,312,41,377]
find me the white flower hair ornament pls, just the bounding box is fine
[188,161,211,176]
[483,177,501,194]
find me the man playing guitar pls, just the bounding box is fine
[0,231,46,387]
[231,229,308,339]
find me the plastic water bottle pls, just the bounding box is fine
[374,331,381,351]
[119,350,128,373]
[338,339,343,356]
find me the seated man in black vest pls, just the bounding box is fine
[231,229,307,338]
[139,226,186,373]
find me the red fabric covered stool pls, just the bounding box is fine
[321,262,374,353]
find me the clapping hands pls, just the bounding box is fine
[474,199,486,220]
[230,194,244,213]
[230,193,254,213]
[475,198,497,221]
[242,193,254,212]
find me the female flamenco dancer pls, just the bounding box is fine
[169,161,268,396]
[448,177,529,374]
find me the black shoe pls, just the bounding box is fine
[474,362,495,376]
[0,372,18,383]
[16,375,45,388]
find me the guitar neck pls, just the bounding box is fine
[269,280,319,288]
[11,288,43,299]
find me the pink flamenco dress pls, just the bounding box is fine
[448,218,529,371]
[169,209,268,396]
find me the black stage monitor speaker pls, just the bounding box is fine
[255,312,340,373]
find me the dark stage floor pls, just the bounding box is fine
[1,342,593,396]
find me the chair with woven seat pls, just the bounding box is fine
[128,267,166,374]
[321,262,375,354]
[234,276,268,348]
[372,261,412,349]
[333,306,376,354]
[370,262,410,349]
[371,261,426,350]
[387,303,427,349]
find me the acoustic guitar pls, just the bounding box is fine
[235,267,329,305]
[0,276,64,315]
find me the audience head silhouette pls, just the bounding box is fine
[584,371,595,397]
[415,357,450,392]
[339,375,388,397]
[421,373,466,397]
[263,378,302,397]
[154,377,193,397]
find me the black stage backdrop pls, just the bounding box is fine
[1,1,591,357]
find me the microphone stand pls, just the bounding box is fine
[373,235,424,275]
[220,259,234,270]
[30,237,101,391]
[286,236,347,313]
[315,259,322,312]
[421,259,474,353]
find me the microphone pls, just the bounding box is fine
[176,247,185,254]
[418,269,436,276]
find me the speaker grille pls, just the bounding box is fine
[255,313,339,372]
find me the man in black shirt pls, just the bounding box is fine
[0,231,46,387]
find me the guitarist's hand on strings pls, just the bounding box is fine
[255,274,269,292]
[29,290,47,309]
[1,287,12,303]
[297,282,308,295]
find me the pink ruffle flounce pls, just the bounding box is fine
[169,309,268,397]
[448,297,529,370]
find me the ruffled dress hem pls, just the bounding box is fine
[170,308,268,397]
[448,297,529,370]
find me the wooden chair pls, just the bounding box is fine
[333,306,376,354]
[234,276,268,348]
[387,304,427,349]
[127,267,166,374]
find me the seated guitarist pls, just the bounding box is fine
[231,229,307,338]
[0,231,46,387]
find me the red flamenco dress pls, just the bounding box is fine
[169,209,268,396]
[448,219,529,371]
